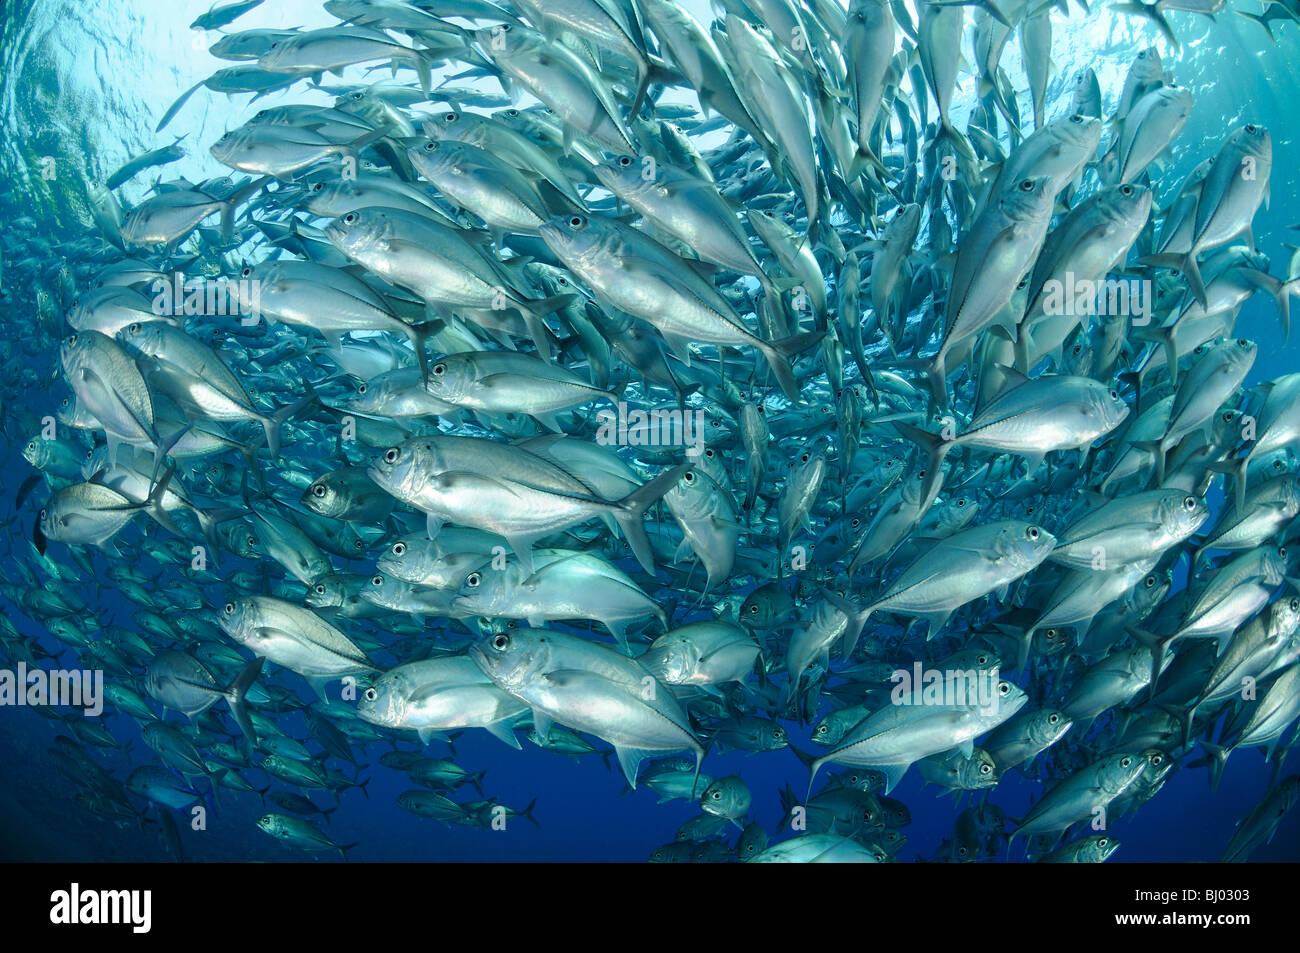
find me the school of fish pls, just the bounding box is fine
[1,0,1299,862]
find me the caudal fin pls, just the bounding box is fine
[759,330,826,404]
[613,464,691,574]
[1139,252,1207,310]
[224,656,265,752]
[891,420,954,513]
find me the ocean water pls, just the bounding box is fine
[0,0,1298,863]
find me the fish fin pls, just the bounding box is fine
[613,745,653,789]
[304,676,333,701]
[483,718,521,749]
[759,330,826,404]
[880,762,910,795]
[613,464,690,574]
[531,710,553,744]
[1201,740,1231,792]
[416,727,449,746]
[223,656,264,751]
[1139,252,1206,310]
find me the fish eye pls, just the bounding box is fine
[223,603,235,614]
[357,383,367,394]
[315,584,326,594]
[506,109,518,117]
[1237,338,1250,348]
[1120,756,1132,767]
[432,363,445,376]
[353,540,364,551]
[1019,179,1034,191]
[492,633,509,650]
[371,574,383,586]
[956,499,965,507]
[569,215,586,228]
[424,141,436,151]
[1183,496,1197,511]
[1145,575,1156,588]
[1246,124,1257,134]
[1150,753,1163,765]
[1098,838,1108,847]
[1026,526,1040,540]
[851,517,861,527]
[384,447,400,464]
[1120,185,1133,196]
[363,687,377,701]
[618,156,632,167]
[444,112,457,122]
[1109,390,1119,400]
[466,572,481,587]
[1070,114,1082,123]
[980,764,992,774]
[977,654,988,665]
[1048,713,1060,724]
[392,542,406,556]
[711,791,722,799]
[312,182,324,192]
[312,484,326,497]
[998,682,1010,696]
[682,471,695,484]
[748,604,759,614]
[241,266,253,278]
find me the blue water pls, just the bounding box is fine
[0,0,1298,862]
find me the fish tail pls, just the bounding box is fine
[1201,740,1231,793]
[759,329,825,404]
[223,656,265,751]
[1236,267,1296,340]
[520,294,575,362]
[890,420,953,511]
[261,391,318,459]
[191,506,243,566]
[613,463,691,574]
[1139,251,1206,310]
[218,175,269,246]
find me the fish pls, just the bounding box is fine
[1,0,1298,869]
